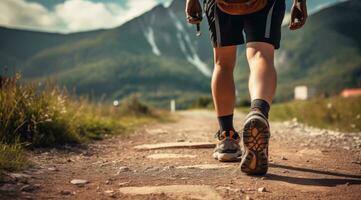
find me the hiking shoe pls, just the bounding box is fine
[213,130,242,162]
[240,111,270,175]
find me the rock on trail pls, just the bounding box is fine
[118,185,223,200]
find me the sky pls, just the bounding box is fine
[0,0,344,33]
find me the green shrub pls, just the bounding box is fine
[119,95,151,116]
[191,96,213,109]
[269,96,361,132]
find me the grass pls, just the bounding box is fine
[0,73,162,171]
[268,96,361,132]
[0,144,27,171]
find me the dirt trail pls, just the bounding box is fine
[2,110,361,200]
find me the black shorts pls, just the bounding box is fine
[204,0,286,49]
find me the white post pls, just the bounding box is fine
[170,99,176,113]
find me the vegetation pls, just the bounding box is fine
[268,96,361,132]
[0,74,159,171]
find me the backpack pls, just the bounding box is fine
[215,0,268,15]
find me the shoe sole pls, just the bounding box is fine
[213,152,241,162]
[240,115,270,175]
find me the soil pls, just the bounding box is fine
[1,110,361,200]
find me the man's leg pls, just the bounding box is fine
[212,45,242,162]
[246,42,276,118]
[212,46,237,118]
[240,42,275,175]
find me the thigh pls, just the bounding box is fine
[213,46,238,69]
[204,0,245,48]
[243,0,286,49]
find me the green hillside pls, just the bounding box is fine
[276,0,361,100]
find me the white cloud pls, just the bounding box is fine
[0,0,61,32]
[0,0,161,33]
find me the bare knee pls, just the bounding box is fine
[246,42,274,66]
[214,59,235,72]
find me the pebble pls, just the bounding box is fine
[60,190,72,195]
[281,156,288,160]
[104,190,115,196]
[118,166,129,172]
[163,166,175,171]
[70,179,89,186]
[258,187,266,193]
[118,181,131,186]
[20,184,40,192]
[48,167,58,171]
[246,196,252,200]
[145,167,160,172]
[352,161,361,165]
[9,173,31,180]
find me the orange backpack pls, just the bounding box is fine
[215,0,268,15]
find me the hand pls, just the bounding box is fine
[185,0,202,24]
[289,0,308,30]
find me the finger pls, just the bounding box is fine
[289,21,303,30]
[187,18,201,24]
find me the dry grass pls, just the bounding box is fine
[0,73,161,171]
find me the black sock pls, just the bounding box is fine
[217,114,234,132]
[251,99,270,119]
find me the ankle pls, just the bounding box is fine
[251,99,270,119]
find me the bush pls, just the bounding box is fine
[0,74,81,146]
[119,95,151,116]
[269,96,361,132]
[0,73,159,171]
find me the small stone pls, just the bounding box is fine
[48,167,58,171]
[257,187,266,193]
[343,146,351,151]
[105,190,116,198]
[282,170,289,173]
[352,161,361,165]
[281,156,288,160]
[104,190,114,194]
[163,166,175,171]
[20,184,40,192]
[105,180,111,185]
[9,173,31,180]
[345,182,350,186]
[246,196,252,200]
[60,190,72,195]
[145,167,159,172]
[118,181,131,186]
[117,166,130,174]
[70,179,89,186]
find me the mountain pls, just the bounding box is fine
[0,0,360,107]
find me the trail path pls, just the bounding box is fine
[2,110,361,200]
